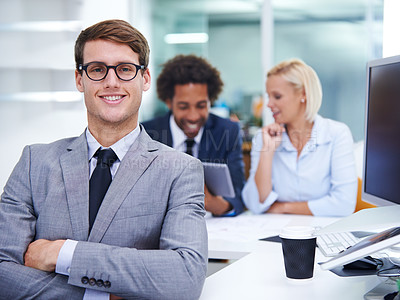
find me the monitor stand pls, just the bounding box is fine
[316,206,400,235]
[364,277,399,300]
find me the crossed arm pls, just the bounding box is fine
[0,146,208,299]
[243,122,356,216]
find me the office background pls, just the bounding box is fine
[0,0,386,191]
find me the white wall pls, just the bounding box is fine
[0,0,153,192]
[208,22,264,112]
[274,21,374,142]
[0,102,87,191]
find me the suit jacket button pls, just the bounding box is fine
[104,280,111,288]
[96,279,104,287]
[81,276,89,284]
[89,278,96,286]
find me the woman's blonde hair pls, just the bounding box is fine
[267,58,322,122]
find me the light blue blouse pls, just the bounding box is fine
[242,115,357,217]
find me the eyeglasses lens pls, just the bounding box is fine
[85,63,139,81]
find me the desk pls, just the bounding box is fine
[201,213,383,300]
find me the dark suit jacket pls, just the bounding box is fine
[142,112,245,215]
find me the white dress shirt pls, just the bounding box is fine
[242,115,358,217]
[169,114,203,157]
[56,124,140,299]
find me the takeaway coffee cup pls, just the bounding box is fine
[279,226,317,280]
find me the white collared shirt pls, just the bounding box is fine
[242,115,358,217]
[169,114,204,158]
[86,125,140,178]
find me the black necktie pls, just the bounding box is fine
[185,139,195,156]
[89,148,118,231]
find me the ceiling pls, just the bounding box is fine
[154,0,384,23]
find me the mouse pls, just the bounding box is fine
[343,256,379,270]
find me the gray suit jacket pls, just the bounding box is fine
[0,127,208,300]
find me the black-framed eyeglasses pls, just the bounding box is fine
[78,62,145,81]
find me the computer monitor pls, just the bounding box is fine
[319,55,400,297]
[317,55,400,235]
[362,54,400,207]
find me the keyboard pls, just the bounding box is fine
[317,231,360,257]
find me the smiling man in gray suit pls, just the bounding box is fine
[0,19,207,300]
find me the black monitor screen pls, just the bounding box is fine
[364,59,400,205]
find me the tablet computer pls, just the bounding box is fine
[319,227,400,270]
[202,162,235,198]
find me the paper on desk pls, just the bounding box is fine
[206,214,290,242]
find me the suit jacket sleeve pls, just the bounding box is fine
[0,146,84,300]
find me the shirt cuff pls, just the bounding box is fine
[83,289,110,300]
[258,190,278,213]
[242,179,278,214]
[221,208,236,217]
[55,239,78,275]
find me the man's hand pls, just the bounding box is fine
[204,185,232,216]
[24,239,66,272]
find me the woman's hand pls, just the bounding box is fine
[260,123,285,152]
[254,123,285,204]
[267,201,312,215]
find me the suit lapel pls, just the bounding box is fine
[60,133,90,241]
[88,128,159,242]
[162,112,173,147]
[198,114,215,161]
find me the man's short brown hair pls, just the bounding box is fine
[75,19,149,71]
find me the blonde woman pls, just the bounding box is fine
[242,59,357,216]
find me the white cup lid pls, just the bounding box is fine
[279,226,315,239]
